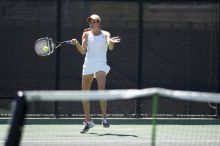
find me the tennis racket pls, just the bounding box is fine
[34,37,72,56]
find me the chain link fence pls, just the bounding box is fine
[0,0,219,117]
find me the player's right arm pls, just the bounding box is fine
[71,32,88,55]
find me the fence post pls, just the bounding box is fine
[54,0,62,118]
[218,2,220,119]
[135,0,143,118]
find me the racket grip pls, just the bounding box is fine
[64,40,72,45]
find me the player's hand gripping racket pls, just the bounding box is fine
[34,37,72,56]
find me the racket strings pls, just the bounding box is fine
[34,37,72,56]
[34,37,55,56]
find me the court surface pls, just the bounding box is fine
[1,118,220,146]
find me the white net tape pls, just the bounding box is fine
[20,88,220,103]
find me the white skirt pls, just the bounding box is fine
[82,62,110,78]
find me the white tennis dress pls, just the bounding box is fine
[82,30,110,77]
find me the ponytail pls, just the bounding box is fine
[84,28,91,32]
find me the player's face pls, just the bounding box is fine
[89,20,100,29]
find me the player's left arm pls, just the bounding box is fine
[105,31,114,50]
[104,31,121,51]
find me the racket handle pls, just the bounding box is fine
[64,40,72,45]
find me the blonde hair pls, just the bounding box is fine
[83,28,92,32]
[84,20,102,32]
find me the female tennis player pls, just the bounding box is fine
[71,14,121,133]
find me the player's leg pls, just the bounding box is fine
[95,71,109,128]
[80,74,94,133]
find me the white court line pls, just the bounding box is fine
[1,140,220,143]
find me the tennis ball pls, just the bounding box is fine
[42,46,49,53]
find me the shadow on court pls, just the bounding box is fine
[89,132,138,137]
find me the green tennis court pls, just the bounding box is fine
[1,118,220,146]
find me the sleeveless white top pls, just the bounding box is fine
[82,30,110,76]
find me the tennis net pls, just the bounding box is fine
[4,88,220,146]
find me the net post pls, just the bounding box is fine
[5,91,27,146]
[151,93,159,146]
